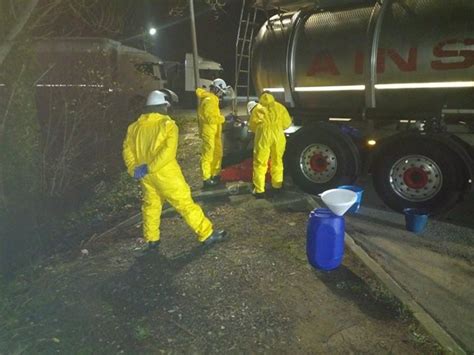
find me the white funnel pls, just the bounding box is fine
[320,189,357,216]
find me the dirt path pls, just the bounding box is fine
[0,115,441,354]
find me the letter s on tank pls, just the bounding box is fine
[431,38,474,70]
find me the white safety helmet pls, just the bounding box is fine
[146,90,170,107]
[247,101,258,114]
[211,78,228,93]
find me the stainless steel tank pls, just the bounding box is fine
[252,0,474,114]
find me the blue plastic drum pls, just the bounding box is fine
[307,208,345,271]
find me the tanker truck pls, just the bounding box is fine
[233,0,474,214]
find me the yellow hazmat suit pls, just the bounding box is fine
[196,88,224,181]
[250,93,292,193]
[123,112,213,242]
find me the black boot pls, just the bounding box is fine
[211,175,221,184]
[146,240,160,252]
[252,189,266,199]
[202,230,227,246]
[270,187,284,197]
[203,179,218,189]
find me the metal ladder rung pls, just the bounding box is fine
[233,1,259,114]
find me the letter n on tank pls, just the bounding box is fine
[354,48,417,74]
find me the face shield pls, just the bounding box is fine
[223,85,234,98]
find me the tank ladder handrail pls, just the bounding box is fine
[233,0,258,115]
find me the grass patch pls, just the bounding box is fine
[134,323,152,341]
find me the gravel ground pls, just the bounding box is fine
[0,113,442,354]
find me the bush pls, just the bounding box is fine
[0,44,42,274]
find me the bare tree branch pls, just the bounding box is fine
[0,0,39,68]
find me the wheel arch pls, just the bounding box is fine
[287,121,362,177]
[285,121,362,194]
[372,131,473,192]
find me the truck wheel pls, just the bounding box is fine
[372,138,465,214]
[287,125,360,194]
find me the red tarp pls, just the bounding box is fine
[221,158,271,182]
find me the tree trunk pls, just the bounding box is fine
[0,0,39,68]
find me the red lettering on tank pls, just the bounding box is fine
[387,47,417,72]
[431,38,474,70]
[310,40,473,75]
[355,49,386,74]
[307,53,340,76]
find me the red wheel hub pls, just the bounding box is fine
[403,167,429,189]
[310,153,328,173]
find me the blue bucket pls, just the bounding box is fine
[337,185,364,213]
[403,208,429,234]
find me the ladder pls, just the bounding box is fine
[233,0,258,114]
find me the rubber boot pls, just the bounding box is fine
[203,179,218,189]
[270,187,284,198]
[202,230,227,246]
[252,188,266,199]
[140,240,160,253]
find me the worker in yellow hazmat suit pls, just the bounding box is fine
[123,90,226,250]
[196,78,228,188]
[248,92,292,198]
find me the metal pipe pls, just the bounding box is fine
[287,11,306,108]
[365,0,392,108]
[189,0,200,104]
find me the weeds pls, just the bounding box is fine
[134,323,152,341]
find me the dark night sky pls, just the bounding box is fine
[124,0,246,85]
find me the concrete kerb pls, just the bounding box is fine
[305,195,466,355]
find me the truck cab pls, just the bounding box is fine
[184,53,223,92]
[33,37,172,115]
[165,53,224,107]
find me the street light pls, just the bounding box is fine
[121,27,157,44]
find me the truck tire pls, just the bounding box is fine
[286,124,360,194]
[372,137,466,214]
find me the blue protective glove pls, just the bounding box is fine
[225,113,236,122]
[133,164,149,180]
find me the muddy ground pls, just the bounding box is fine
[0,114,441,354]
